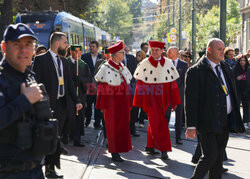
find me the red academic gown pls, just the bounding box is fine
[133,56,181,152]
[96,59,132,153]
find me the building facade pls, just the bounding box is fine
[239,0,250,53]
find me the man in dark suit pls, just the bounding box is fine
[66,45,91,146]
[123,48,140,137]
[33,32,82,178]
[166,46,188,145]
[141,42,149,57]
[185,38,245,179]
[81,41,102,128]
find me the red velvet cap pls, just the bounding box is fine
[149,40,165,49]
[108,41,124,54]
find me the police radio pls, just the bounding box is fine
[17,79,58,156]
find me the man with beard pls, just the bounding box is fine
[33,32,82,178]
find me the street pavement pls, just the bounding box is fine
[45,113,250,179]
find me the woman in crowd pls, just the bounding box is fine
[233,54,249,127]
[184,51,192,67]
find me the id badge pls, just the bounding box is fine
[59,77,64,85]
[222,85,228,96]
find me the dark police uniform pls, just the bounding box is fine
[0,61,44,179]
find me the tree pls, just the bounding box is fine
[0,0,92,41]
[86,0,133,45]
[184,0,241,51]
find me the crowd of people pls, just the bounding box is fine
[0,22,249,179]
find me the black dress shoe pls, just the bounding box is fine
[85,121,90,127]
[146,148,160,155]
[161,151,169,160]
[131,131,140,137]
[191,157,199,164]
[73,142,85,147]
[60,146,68,155]
[111,153,124,162]
[176,139,183,145]
[222,167,228,174]
[61,136,68,145]
[45,169,63,178]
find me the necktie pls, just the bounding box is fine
[215,65,223,84]
[173,60,175,66]
[56,56,64,96]
[215,65,228,96]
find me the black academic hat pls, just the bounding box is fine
[70,45,82,51]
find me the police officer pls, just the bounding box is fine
[0,23,45,178]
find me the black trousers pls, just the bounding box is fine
[54,96,67,135]
[130,106,138,133]
[191,131,229,179]
[165,104,183,140]
[85,95,102,127]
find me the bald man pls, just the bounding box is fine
[166,47,188,145]
[185,38,245,179]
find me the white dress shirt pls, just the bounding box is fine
[173,58,179,68]
[49,49,65,98]
[91,54,98,67]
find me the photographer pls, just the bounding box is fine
[0,23,47,178]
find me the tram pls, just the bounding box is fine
[15,11,111,53]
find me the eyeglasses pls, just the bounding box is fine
[117,51,125,54]
[181,55,188,58]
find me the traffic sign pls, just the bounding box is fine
[170,34,177,41]
[170,28,177,34]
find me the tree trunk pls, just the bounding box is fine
[0,0,13,41]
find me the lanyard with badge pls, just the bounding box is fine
[215,65,228,96]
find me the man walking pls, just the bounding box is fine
[165,47,188,145]
[95,41,132,162]
[133,40,181,159]
[81,41,102,128]
[185,38,245,179]
[33,32,82,178]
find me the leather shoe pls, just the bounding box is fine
[85,121,90,127]
[222,167,228,174]
[45,169,63,178]
[176,139,183,145]
[73,142,85,147]
[191,157,199,164]
[131,131,140,137]
[146,148,160,155]
[61,136,68,145]
[111,153,124,162]
[60,146,68,155]
[161,151,169,160]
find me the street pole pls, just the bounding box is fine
[178,0,182,49]
[219,0,227,44]
[192,0,196,64]
[167,0,170,47]
[173,0,175,27]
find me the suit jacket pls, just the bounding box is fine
[185,56,245,133]
[81,52,102,78]
[175,59,188,102]
[33,51,80,110]
[124,54,137,94]
[66,57,92,105]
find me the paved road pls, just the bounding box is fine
[45,114,250,179]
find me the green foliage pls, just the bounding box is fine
[183,0,241,50]
[87,0,135,45]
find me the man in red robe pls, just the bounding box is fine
[95,41,132,162]
[133,40,181,159]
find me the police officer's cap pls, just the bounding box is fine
[70,45,82,51]
[3,23,38,42]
